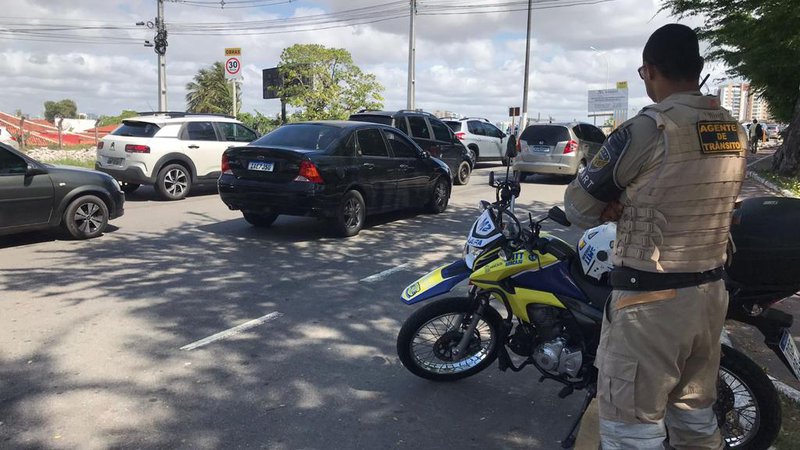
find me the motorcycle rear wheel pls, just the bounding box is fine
[717,344,781,449]
[397,297,503,382]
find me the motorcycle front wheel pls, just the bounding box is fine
[397,296,504,382]
[717,344,781,449]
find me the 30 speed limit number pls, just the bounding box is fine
[226,57,241,76]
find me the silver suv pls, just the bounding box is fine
[95,112,258,200]
[513,122,606,180]
[442,117,515,165]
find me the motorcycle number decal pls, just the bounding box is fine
[404,282,421,298]
[505,252,525,266]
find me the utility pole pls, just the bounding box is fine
[232,81,237,116]
[137,0,168,112]
[155,0,168,111]
[519,0,532,136]
[406,0,416,110]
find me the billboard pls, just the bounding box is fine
[588,88,628,113]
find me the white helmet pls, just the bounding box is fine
[578,222,617,281]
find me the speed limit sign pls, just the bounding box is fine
[224,47,243,80]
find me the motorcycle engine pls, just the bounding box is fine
[517,305,583,378]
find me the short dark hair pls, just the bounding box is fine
[643,23,704,82]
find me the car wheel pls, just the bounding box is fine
[455,161,471,185]
[468,145,479,162]
[120,182,140,194]
[426,177,450,214]
[243,212,279,227]
[62,195,109,239]
[514,170,527,182]
[156,163,191,200]
[331,190,366,237]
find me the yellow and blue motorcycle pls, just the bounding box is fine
[396,173,798,449]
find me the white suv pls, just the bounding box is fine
[0,126,20,150]
[442,117,515,165]
[95,113,258,200]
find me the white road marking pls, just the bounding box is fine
[360,263,412,283]
[746,153,774,168]
[180,312,283,351]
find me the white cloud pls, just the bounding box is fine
[0,0,721,124]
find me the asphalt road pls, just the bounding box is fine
[0,165,586,450]
[1,160,798,450]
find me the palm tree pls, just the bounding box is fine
[185,61,241,114]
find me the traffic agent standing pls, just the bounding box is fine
[564,24,747,449]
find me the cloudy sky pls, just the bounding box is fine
[0,0,726,125]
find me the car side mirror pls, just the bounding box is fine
[547,206,571,227]
[26,164,47,176]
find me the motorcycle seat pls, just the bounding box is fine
[569,257,612,310]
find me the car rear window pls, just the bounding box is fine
[112,121,160,138]
[349,114,393,126]
[520,125,570,145]
[251,124,343,151]
[444,121,462,132]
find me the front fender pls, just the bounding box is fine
[401,260,471,305]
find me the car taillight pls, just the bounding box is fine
[294,160,324,184]
[125,144,150,153]
[455,132,465,140]
[516,138,521,152]
[563,140,578,154]
[221,153,232,175]
[97,141,104,149]
[11,136,17,142]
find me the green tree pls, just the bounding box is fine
[276,44,384,121]
[662,0,800,175]
[185,61,240,114]
[97,110,138,127]
[44,99,78,122]
[237,110,281,135]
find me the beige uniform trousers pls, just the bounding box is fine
[595,279,728,450]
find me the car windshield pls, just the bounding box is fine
[520,125,570,145]
[112,121,160,137]
[251,124,343,151]
[444,121,462,132]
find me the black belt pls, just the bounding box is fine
[609,266,724,291]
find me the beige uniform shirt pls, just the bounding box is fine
[564,115,661,229]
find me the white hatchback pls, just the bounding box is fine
[95,113,258,200]
[0,126,20,150]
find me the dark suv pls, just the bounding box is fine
[348,110,474,185]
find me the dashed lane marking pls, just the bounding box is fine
[180,312,283,351]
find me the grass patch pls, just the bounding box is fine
[774,393,800,449]
[44,143,96,151]
[47,158,95,169]
[755,169,800,197]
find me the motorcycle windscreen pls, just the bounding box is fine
[401,260,471,305]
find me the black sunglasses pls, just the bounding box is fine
[637,65,646,80]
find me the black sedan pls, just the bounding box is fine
[0,143,125,239]
[218,121,452,237]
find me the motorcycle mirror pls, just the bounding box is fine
[505,136,518,159]
[547,206,571,227]
[489,171,495,187]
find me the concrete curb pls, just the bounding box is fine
[746,170,798,198]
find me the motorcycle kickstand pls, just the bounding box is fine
[561,387,596,449]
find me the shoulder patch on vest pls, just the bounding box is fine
[578,126,630,202]
[697,121,744,154]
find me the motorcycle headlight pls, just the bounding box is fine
[463,243,484,269]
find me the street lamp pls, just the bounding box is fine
[590,46,609,90]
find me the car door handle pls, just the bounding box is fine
[362,163,375,170]
[188,145,199,149]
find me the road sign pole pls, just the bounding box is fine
[232,80,237,117]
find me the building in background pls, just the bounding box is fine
[433,110,460,119]
[717,81,774,123]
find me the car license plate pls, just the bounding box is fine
[107,157,123,165]
[779,329,800,380]
[248,161,274,172]
[532,145,550,153]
